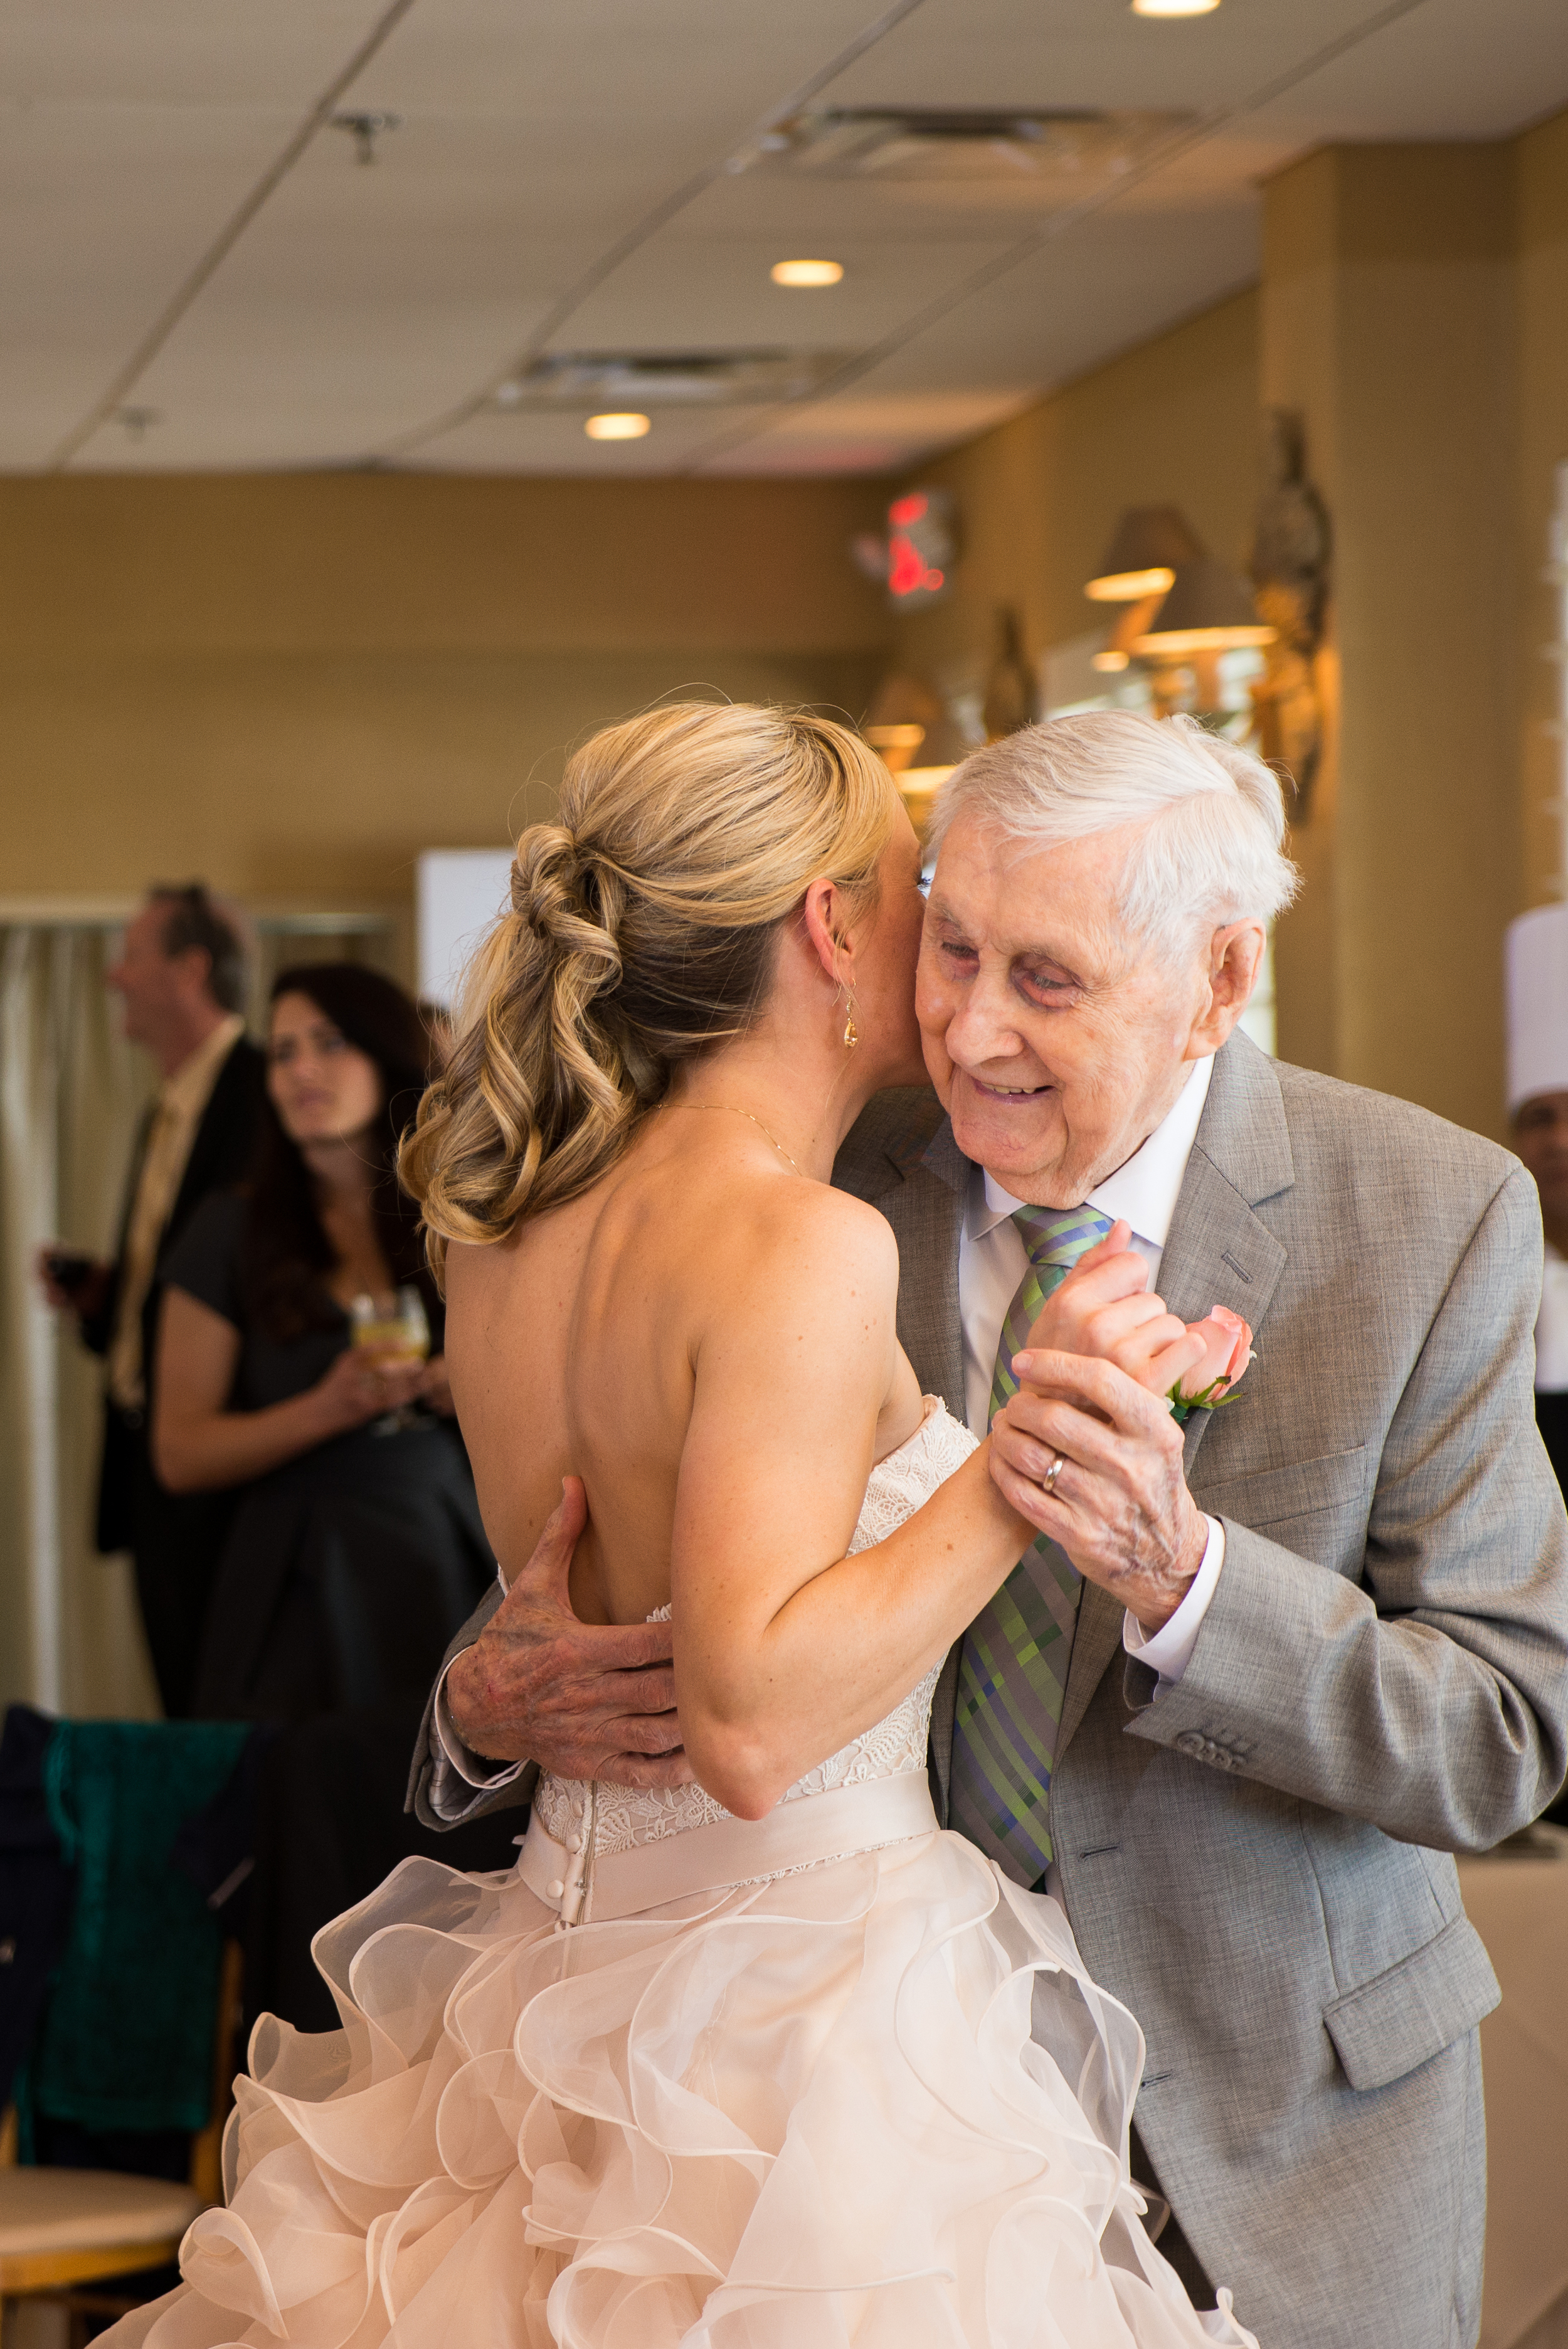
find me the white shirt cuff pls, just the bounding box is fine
[1121,1515,1226,1693]
[430,1655,527,1814]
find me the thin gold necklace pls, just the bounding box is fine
[662,1101,804,1177]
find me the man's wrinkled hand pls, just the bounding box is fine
[988,1350,1209,1633]
[446,1477,693,1789]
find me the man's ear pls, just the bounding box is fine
[171,945,215,1008]
[800,878,852,989]
[1189,920,1265,1055]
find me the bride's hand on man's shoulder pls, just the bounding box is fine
[1024,1219,1203,1397]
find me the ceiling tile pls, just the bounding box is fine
[6,0,1568,477]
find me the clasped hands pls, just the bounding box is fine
[445,1224,1222,1787]
[987,1221,1229,1637]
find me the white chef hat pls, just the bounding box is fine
[1507,903,1568,1115]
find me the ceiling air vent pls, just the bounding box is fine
[492,349,848,411]
[743,107,1190,185]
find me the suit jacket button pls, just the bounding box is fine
[1174,1732,1205,1758]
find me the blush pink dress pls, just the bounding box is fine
[108,1403,1257,2349]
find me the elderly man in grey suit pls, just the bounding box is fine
[410,711,1568,2349]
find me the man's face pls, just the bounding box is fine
[1515,1091,1568,1229]
[105,902,192,1047]
[916,811,1221,1206]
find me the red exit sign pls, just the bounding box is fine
[885,488,956,607]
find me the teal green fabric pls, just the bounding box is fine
[29,1719,250,2135]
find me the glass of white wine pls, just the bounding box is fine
[349,1286,432,1432]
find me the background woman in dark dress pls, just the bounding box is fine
[154,963,495,1724]
[152,965,511,2028]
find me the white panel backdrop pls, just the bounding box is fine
[416,849,512,1010]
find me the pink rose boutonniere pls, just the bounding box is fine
[1168,1304,1254,1427]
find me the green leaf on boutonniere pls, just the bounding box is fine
[1165,1376,1242,1429]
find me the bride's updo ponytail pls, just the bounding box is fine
[401,702,897,1271]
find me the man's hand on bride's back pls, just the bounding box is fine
[445,1477,694,1788]
[1024,1219,1202,1397]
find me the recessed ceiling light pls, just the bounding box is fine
[770,258,844,287]
[583,412,651,440]
[1131,0,1220,14]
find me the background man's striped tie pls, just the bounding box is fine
[948,1204,1115,1886]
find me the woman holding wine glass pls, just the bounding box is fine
[152,963,493,1726]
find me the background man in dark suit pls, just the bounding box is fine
[39,884,266,1715]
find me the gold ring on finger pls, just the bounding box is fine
[1042,1451,1067,1496]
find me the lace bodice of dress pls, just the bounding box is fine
[534,1398,978,1860]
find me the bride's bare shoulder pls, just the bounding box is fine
[689,1173,901,1333]
[442,1152,898,1328]
[768,1174,898,1263]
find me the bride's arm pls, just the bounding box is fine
[671,1185,1029,1820]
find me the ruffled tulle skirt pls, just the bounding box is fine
[105,1815,1256,2347]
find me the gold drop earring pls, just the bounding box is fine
[832,941,859,1048]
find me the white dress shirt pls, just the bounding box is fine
[958,1055,1224,1690]
[432,1058,1224,1813]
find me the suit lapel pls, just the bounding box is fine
[1056,1035,1294,1762]
[904,1122,967,1417]
[835,1091,968,1419]
[166,1037,245,1244]
[1159,1150,1289,1481]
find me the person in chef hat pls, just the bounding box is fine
[1508,903,1568,1494]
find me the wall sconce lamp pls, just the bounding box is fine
[865,723,926,773]
[1131,559,1276,658]
[1084,506,1207,602]
[1132,556,1276,717]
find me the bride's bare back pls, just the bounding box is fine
[406,703,1025,1814]
[445,1108,924,1631]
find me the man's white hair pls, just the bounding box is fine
[930,710,1300,963]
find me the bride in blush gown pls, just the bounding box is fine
[107,706,1256,2348]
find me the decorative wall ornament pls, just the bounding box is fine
[1248,408,1332,814]
[982,607,1037,739]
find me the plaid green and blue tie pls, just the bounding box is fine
[948,1204,1115,1885]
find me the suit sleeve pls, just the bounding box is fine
[1126,1164,1568,1851]
[405,1584,540,1830]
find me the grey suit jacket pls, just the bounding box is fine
[410,1034,1568,2349]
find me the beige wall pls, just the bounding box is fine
[1262,144,1518,1140]
[0,474,892,914]
[1518,105,1568,915]
[885,287,1261,698]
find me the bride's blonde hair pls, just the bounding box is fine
[401,701,897,1272]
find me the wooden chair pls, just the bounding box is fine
[0,1940,243,2343]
